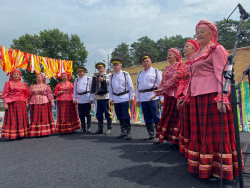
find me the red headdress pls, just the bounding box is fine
[196,20,218,44]
[37,74,46,84]
[9,69,21,81]
[61,72,71,81]
[168,48,182,63]
[186,39,200,52]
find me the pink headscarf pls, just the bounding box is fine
[9,69,21,81]
[61,72,71,81]
[196,20,218,44]
[186,39,200,52]
[168,48,182,63]
[37,74,46,84]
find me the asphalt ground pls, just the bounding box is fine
[0,123,250,188]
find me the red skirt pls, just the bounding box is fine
[1,101,29,139]
[56,100,81,134]
[156,94,179,144]
[29,103,56,137]
[188,92,245,180]
[178,103,190,158]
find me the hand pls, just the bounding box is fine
[136,101,141,107]
[149,95,156,102]
[4,104,8,110]
[110,100,114,105]
[89,100,93,104]
[217,102,230,113]
[73,100,78,104]
[129,99,134,103]
[153,88,163,95]
[26,103,29,108]
[51,102,55,108]
[98,76,104,82]
[160,100,164,106]
[177,99,185,110]
[60,90,65,94]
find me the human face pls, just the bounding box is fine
[98,67,105,74]
[113,64,122,73]
[142,58,152,71]
[62,74,68,82]
[167,52,177,64]
[77,70,85,78]
[13,72,20,81]
[36,75,43,84]
[196,27,212,47]
[183,43,196,59]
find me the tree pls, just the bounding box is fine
[110,42,133,68]
[156,35,191,62]
[130,36,159,65]
[215,18,250,50]
[11,29,88,90]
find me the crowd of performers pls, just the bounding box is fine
[0,20,245,181]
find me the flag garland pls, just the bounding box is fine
[0,45,73,78]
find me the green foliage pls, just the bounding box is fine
[130,36,159,65]
[215,18,250,50]
[110,42,133,68]
[10,29,88,90]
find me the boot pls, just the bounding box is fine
[95,120,103,134]
[86,116,91,133]
[105,119,112,135]
[143,123,155,141]
[80,119,86,133]
[117,119,127,138]
[125,118,131,140]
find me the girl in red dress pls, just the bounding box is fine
[54,72,81,133]
[1,69,29,139]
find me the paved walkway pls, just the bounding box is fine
[0,123,249,188]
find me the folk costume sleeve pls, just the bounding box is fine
[89,77,95,101]
[109,75,114,101]
[73,79,78,101]
[2,81,10,105]
[212,45,230,104]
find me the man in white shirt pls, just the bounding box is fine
[109,58,135,140]
[73,66,94,133]
[136,53,164,141]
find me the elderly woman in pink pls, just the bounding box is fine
[54,72,81,133]
[151,48,182,147]
[1,69,29,139]
[28,74,55,137]
[187,20,244,180]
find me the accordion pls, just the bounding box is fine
[91,75,108,95]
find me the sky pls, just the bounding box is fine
[0,0,249,90]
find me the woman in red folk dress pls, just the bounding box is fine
[186,20,245,181]
[54,72,81,133]
[176,39,200,157]
[1,69,29,140]
[152,48,182,147]
[29,74,56,137]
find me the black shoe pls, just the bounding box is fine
[125,133,131,140]
[86,127,91,133]
[105,129,111,135]
[94,128,103,134]
[117,133,126,138]
[208,175,220,182]
[80,129,86,133]
[153,141,161,144]
[143,134,155,141]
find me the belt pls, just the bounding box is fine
[138,88,158,93]
[113,90,129,96]
[77,91,90,95]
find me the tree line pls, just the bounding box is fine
[110,18,250,68]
